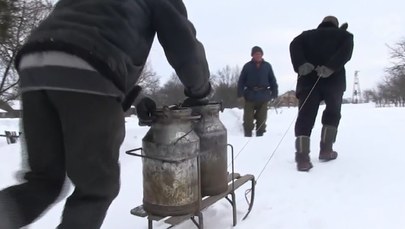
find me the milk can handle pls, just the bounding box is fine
[125,147,198,163]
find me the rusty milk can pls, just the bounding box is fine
[141,107,200,216]
[189,102,228,196]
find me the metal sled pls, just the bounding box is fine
[126,144,256,229]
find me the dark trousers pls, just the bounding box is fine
[0,90,125,229]
[243,100,268,133]
[295,83,344,136]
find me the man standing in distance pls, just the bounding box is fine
[237,46,278,137]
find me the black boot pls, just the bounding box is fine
[295,136,313,171]
[256,129,266,137]
[0,192,21,229]
[244,129,252,137]
[319,125,338,161]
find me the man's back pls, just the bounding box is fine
[298,27,353,68]
[290,23,354,75]
[15,0,210,98]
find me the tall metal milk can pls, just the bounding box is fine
[142,107,200,216]
[190,102,228,196]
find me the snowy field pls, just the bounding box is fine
[1,103,405,229]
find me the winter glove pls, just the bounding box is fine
[122,85,142,112]
[184,82,212,99]
[182,97,209,107]
[298,63,315,76]
[315,65,334,78]
[135,97,157,126]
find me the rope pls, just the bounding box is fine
[247,75,322,182]
[242,76,322,205]
[229,99,283,168]
[256,76,321,182]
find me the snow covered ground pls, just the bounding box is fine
[1,103,404,229]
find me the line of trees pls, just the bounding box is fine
[138,65,242,109]
[364,38,405,107]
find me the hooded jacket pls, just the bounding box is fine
[15,0,210,100]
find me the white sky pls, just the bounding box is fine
[148,0,405,98]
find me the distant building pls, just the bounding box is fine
[272,90,298,108]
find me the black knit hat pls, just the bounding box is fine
[251,46,263,56]
[322,16,339,27]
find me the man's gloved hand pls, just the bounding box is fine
[298,63,315,76]
[182,97,209,107]
[135,97,157,126]
[184,83,212,100]
[315,65,334,78]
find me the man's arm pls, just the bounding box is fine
[289,33,308,73]
[267,64,277,88]
[152,0,210,98]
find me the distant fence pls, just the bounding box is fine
[0,110,22,118]
[0,131,21,144]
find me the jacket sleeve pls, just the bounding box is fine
[325,32,354,71]
[151,0,210,98]
[267,64,278,92]
[289,33,307,73]
[237,65,247,98]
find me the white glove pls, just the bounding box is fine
[298,63,315,76]
[315,65,334,78]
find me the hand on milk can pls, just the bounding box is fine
[182,97,210,107]
[135,97,157,126]
[182,82,212,107]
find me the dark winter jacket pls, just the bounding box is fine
[15,0,210,101]
[237,59,278,102]
[290,22,354,95]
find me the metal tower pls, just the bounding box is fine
[352,71,362,104]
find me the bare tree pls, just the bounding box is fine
[0,0,53,111]
[152,73,184,106]
[211,65,240,108]
[0,0,13,41]
[136,62,160,96]
[363,89,376,103]
[210,65,240,88]
[370,38,405,107]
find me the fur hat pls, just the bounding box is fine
[251,46,263,56]
[322,16,339,27]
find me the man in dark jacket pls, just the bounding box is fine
[289,16,354,172]
[237,46,278,137]
[0,0,211,228]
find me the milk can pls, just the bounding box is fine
[141,107,200,216]
[189,102,228,196]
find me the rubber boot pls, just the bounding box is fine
[0,193,20,229]
[295,136,313,172]
[319,125,338,161]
